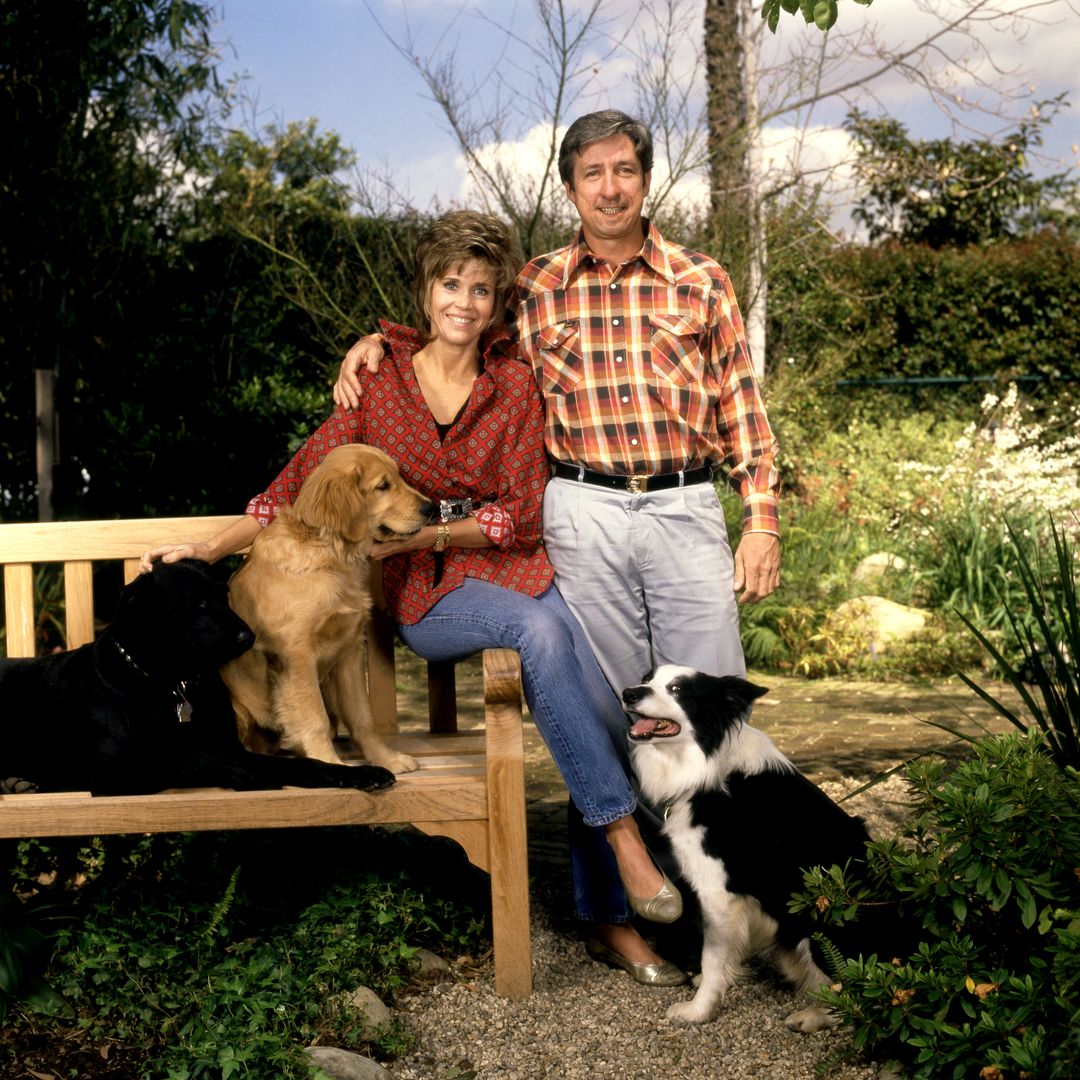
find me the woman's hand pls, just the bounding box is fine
[369,527,438,560]
[138,542,213,574]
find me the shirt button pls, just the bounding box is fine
[615,355,624,363]
[610,282,618,290]
[612,317,621,326]
[621,395,629,403]
[630,438,639,446]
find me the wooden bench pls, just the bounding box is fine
[0,516,532,998]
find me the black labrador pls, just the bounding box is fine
[0,559,395,795]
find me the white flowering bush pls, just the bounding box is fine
[882,386,1080,633]
[901,384,1080,524]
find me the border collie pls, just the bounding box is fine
[623,665,902,1032]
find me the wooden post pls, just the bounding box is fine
[482,648,532,999]
[35,368,56,522]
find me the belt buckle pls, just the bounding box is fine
[625,474,648,494]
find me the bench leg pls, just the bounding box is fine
[482,648,532,999]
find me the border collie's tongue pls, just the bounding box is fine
[628,716,680,740]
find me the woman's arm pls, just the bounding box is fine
[138,514,261,573]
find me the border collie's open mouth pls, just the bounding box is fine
[626,715,681,741]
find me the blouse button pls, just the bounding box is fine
[615,355,624,363]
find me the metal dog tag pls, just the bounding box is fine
[174,681,193,723]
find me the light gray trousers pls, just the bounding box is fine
[542,475,746,701]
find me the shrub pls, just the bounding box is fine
[767,233,1080,391]
[793,732,1080,1079]
[1,828,487,1078]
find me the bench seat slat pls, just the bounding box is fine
[0,781,488,837]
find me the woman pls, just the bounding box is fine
[142,211,684,984]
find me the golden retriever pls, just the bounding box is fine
[222,444,433,774]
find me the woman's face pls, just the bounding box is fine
[426,258,497,348]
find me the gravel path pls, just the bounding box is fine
[384,776,913,1080]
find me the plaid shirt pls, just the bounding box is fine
[516,221,780,535]
[246,322,554,624]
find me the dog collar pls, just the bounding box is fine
[114,639,150,678]
[114,640,193,723]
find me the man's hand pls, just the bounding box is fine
[333,334,385,409]
[733,532,781,604]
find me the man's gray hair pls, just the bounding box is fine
[558,110,654,186]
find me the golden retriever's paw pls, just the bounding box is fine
[665,998,717,1025]
[784,1005,838,1033]
[375,750,419,774]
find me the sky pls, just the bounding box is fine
[210,0,1080,233]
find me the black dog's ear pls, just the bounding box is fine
[112,568,154,626]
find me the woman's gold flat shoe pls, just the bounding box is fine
[627,865,683,923]
[586,935,689,986]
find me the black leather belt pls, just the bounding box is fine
[552,462,713,494]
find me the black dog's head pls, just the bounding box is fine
[112,559,255,680]
[622,665,768,758]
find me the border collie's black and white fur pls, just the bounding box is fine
[623,666,896,1031]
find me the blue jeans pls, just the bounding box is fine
[397,579,635,923]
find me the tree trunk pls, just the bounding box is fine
[704,0,747,221]
[740,0,767,380]
[704,0,766,379]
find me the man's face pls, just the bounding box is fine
[564,133,651,256]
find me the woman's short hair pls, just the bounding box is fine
[558,110,654,187]
[413,210,522,333]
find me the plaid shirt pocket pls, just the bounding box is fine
[648,313,706,387]
[535,321,583,396]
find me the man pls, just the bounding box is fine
[514,109,780,697]
[336,109,780,977]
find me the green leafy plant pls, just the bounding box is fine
[2,828,487,1078]
[953,517,1080,771]
[792,732,1080,1079]
[0,892,72,1022]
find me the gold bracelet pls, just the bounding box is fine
[433,523,451,552]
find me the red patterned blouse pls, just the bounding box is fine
[245,321,554,625]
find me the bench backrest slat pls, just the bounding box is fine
[3,563,35,656]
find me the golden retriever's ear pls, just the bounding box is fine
[295,458,370,542]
